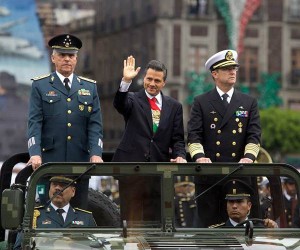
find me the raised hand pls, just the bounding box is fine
[123,55,141,82]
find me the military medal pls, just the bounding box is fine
[88,106,92,112]
[79,105,84,111]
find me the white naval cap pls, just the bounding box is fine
[205,49,239,71]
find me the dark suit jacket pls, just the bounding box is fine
[188,88,261,162]
[27,72,103,162]
[113,89,186,162]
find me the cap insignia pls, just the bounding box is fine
[225,51,234,61]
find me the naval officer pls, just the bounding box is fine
[187,49,261,227]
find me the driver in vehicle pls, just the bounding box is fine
[14,176,96,250]
[209,179,278,228]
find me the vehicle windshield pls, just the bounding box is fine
[28,163,300,230]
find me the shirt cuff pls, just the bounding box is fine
[119,80,132,92]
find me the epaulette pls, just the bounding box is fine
[75,207,93,214]
[208,222,225,228]
[34,205,45,209]
[31,74,50,81]
[78,76,96,83]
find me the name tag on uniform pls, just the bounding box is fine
[72,220,84,225]
[236,111,248,117]
[42,219,52,225]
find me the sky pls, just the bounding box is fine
[0,0,50,85]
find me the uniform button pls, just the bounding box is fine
[151,139,153,142]
[68,123,72,127]
[42,148,45,152]
[217,130,221,134]
[49,100,53,103]
[232,153,236,157]
[216,141,220,145]
[236,118,239,122]
[216,153,220,157]
[214,117,218,122]
[67,136,72,140]
[232,130,236,134]
[232,141,236,146]
[84,102,87,105]
[180,209,183,212]
[67,98,71,102]
[67,110,72,114]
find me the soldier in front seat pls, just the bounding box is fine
[209,179,278,228]
[14,176,96,250]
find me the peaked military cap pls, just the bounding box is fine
[223,179,253,200]
[49,176,77,186]
[205,49,239,71]
[48,34,82,54]
[282,177,296,184]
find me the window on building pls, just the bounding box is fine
[188,45,208,73]
[238,47,259,86]
[291,48,300,86]
[187,0,209,17]
[289,0,300,19]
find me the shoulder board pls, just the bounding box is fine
[208,222,225,228]
[75,207,92,214]
[34,205,45,209]
[78,76,96,83]
[31,74,50,81]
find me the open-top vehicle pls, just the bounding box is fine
[1,153,300,249]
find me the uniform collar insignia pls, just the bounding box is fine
[51,76,55,82]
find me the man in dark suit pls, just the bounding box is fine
[187,50,261,227]
[14,176,96,250]
[26,34,103,206]
[113,56,186,223]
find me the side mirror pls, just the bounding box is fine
[1,189,24,229]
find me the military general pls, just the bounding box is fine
[27,34,103,168]
[187,49,261,227]
[26,34,103,207]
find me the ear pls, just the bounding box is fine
[51,54,55,63]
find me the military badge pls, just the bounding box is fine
[79,105,84,111]
[236,111,248,117]
[32,209,40,229]
[46,91,57,97]
[88,106,92,112]
[72,220,84,225]
[42,220,52,225]
[78,89,91,96]
[238,122,243,128]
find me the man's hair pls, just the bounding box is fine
[145,60,167,81]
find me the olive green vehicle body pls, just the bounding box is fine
[2,162,300,249]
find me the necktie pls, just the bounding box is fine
[148,97,160,133]
[63,78,70,91]
[222,93,229,108]
[56,208,65,223]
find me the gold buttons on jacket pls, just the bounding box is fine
[216,141,220,145]
[67,110,72,114]
[232,141,236,145]
[67,123,72,127]
[216,153,220,157]
[232,130,236,134]
[49,100,53,103]
[67,98,71,102]
[214,118,218,122]
[42,148,45,152]
[67,136,72,140]
[217,130,221,134]
[232,153,236,157]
